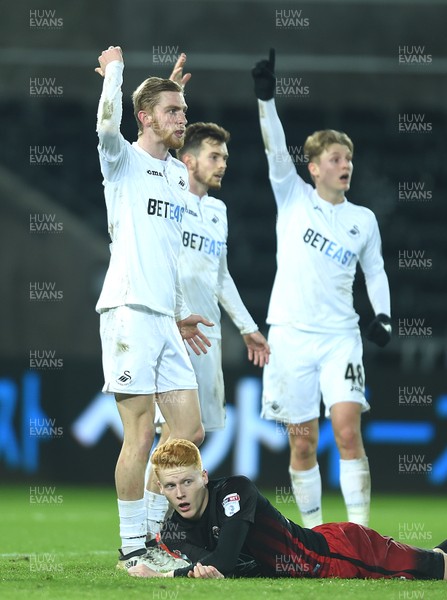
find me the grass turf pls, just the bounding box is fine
[1,485,445,599]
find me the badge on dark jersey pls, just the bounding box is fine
[222,493,241,516]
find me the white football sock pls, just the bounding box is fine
[339,456,371,526]
[117,497,147,555]
[289,464,323,528]
[145,490,169,540]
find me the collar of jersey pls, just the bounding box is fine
[187,191,208,205]
[314,190,347,213]
[131,141,174,166]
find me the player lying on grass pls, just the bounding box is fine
[126,439,447,580]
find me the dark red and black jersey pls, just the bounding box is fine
[160,476,443,580]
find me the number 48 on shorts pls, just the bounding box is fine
[344,362,364,394]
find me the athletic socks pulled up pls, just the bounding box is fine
[117,497,147,556]
[340,456,371,526]
[289,464,323,528]
[145,490,169,541]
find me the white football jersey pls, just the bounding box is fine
[178,192,257,339]
[95,61,190,319]
[268,170,386,332]
[260,100,389,333]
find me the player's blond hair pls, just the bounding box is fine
[304,129,354,163]
[132,77,183,137]
[151,439,202,476]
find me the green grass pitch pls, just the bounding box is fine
[0,485,445,599]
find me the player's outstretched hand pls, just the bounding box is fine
[366,314,392,347]
[187,562,225,579]
[252,48,276,100]
[95,45,123,78]
[177,314,214,355]
[243,331,271,367]
[127,564,163,578]
[169,52,191,88]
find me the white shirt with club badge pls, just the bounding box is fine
[259,98,390,333]
[178,191,258,339]
[95,60,190,320]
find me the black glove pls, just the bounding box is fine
[252,48,276,100]
[366,314,392,347]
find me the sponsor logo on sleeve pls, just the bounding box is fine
[222,493,240,516]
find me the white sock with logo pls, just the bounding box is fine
[145,490,169,541]
[339,456,371,526]
[117,498,147,556]
[289,464,323,528]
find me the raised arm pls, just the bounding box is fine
[252,49,295,182]
[95,46,126,177]
[168,52,192,88]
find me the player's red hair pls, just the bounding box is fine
[151,439,202,476]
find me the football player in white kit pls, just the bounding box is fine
[95,46,213,573]
[252,50,392,528]
[150,55,269,434]
[153,120,270,435]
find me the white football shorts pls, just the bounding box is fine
[154,338,225,431]
[262,325,370,424]
[100,304,197,395]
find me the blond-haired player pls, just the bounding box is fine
[95,46,214,573]
[251,50,392,528]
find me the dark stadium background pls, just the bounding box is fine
[1,0,446,494]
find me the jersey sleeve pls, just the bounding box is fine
[359,214,391,316]
[217,254,258,335]
[364,270,391,317]
[96,60,129,182]
[175,270,191,321]
[258,98,310,207]
[173,477,258,578]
